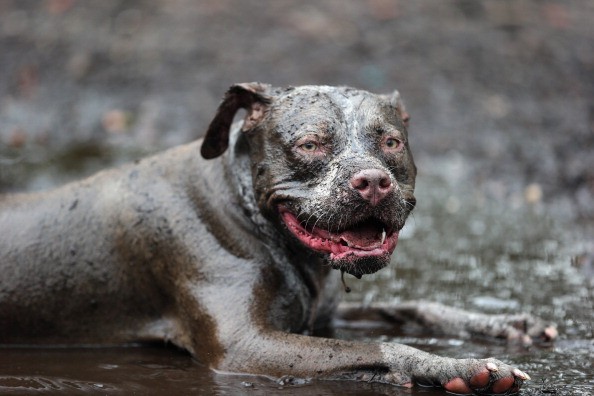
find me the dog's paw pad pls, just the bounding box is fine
[444,377,472,394]
[469,367,491,388]
[492,376,516,394]
[442,360,529,395]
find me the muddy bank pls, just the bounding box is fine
[0,1,592,395]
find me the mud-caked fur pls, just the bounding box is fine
[0,83,555,394]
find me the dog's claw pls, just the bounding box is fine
[543,326,558,341]
[486,362,498,372]
[513,368,530,381]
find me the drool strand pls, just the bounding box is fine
[341,270,351,293]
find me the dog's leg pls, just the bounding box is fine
[215,328,529,394]
[336,301,557,345]
[169,278,527,394]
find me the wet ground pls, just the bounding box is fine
[0,178,592,395]
[0,0,593,395]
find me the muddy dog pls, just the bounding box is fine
[0,84,556,394]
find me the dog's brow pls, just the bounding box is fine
[291,118,331,134]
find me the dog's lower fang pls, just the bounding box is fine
[381,228,386,245]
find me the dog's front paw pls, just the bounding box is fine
[493,313,557,345]
[438,358,529,395]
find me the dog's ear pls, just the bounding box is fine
[384,90,410,129]
[201,82,272,159]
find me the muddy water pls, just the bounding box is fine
[0,159,592,395]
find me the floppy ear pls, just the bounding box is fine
[386,89,410,129]
[200,82,272,159]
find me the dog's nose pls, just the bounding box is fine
[350,169,393,206]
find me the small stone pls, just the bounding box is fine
[102,110,131,134]
[524,183,543,204]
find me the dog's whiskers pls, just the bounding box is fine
[311,210,327,233]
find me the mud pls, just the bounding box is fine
[0,0,592,395]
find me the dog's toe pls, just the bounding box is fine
[440,359,528,395]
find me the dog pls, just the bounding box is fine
[0,83,556,394]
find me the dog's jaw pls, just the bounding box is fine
[279,208,399,277]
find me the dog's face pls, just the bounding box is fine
[202,84,416,278]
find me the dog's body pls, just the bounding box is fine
[0,84,555,394]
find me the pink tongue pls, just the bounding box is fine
[338,223,381,248]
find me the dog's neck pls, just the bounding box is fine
[225,124,277,242]
[224,125,336,313]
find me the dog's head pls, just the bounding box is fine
[202,83,416,278]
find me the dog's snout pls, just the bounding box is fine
[350,169,393,206]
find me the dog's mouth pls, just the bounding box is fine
[280,209,399,261]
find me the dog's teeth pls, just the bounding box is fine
[381,229,386,244]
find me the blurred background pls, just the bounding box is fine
[1,0,593,218]
[0,1,592,395]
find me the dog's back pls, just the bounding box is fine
[0,144,199,343]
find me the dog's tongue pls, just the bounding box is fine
[335,223,383,249]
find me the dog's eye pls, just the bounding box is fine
[384,137,402,150]
[295,135,327,156]
[299,142,319,152]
